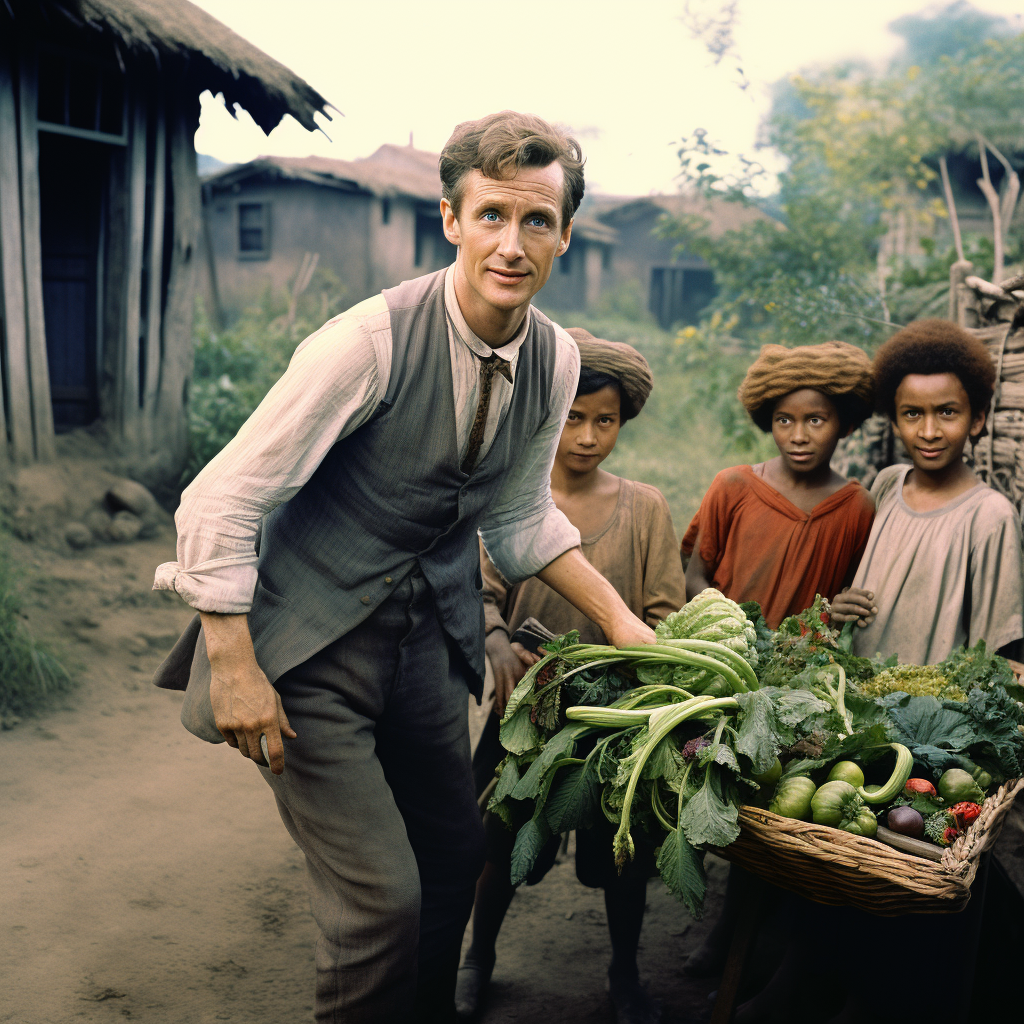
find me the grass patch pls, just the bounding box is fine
[0,538,74,721]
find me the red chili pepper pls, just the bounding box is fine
[943,826,961,845]
[950,802,981,828]
[820,611,830,624]
[904,778,938,797]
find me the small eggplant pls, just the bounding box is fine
[886,805,925,839]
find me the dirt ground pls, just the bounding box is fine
[0,524,726,1024]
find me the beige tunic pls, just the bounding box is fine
[851,465,1024,664]
[481,478,687,644]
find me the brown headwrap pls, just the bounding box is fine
[565,328,654,420]
[738,341,874,431]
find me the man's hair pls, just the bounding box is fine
[440,111,585,229]
[873,319,995,418]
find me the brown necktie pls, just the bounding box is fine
[461,354,510,474]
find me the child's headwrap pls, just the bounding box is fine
[565,328,654,420]
[738,341,874,431]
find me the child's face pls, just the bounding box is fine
[892,372,986,474]
[556,385,622,475]
[770,388,847,475]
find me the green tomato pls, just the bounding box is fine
[752,758,783,787]
[769,776,816,820]
[827,761,865,788]
[938,769,985,805]
[811,780,866,829]
[843,807,878,838]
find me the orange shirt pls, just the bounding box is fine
[682,465,875,629]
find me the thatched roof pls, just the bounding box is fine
[205,146,444,204]
[14,0,331,134]
[594,193,773,238]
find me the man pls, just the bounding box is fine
[153,110,655,1024]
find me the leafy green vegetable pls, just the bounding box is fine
[656,827,706,919]
[733,688,784,773]
[544,759,600,833]
[679,764,741,848]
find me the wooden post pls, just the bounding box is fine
[142,94,166,436]
[0,48,33,463]
[118,91,147,442]
[17,45,56,460]
[154,92,201,478]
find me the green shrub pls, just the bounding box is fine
[0,540,73,719]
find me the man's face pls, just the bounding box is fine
[442,163,573,317]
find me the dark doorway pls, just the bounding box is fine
[649,266,718,329]
[38,133,107,428]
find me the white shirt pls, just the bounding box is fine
[153,266,582,614]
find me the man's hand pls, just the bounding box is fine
[202,612,296,775]
[830,587,878,628]
[604,612,657,648]
[486,630,539,717]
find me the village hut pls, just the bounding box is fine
[0,0,330,481]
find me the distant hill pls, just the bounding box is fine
[197,153,228,176]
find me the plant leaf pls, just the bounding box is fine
[511,723,590,800]
[500,707,542,756]
[545,760,600,833]
[733,688,782,773]
[510,816,551,886]
[491,754,521,806]
[657,827,707,919]
[679,766,741,848]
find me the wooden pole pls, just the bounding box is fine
[938,156,965,265]
[976,134,1004,285]
[119,91,147,442]
[17,45,55,460]
[154,92,201,477]
[0,48,33,463]
[142,93,166,438]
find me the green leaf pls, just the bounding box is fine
[733,689,783,773]
[500,707,542,756]
[657,827,707,919]
[775,690,831,729]
[491,755,521,806]
[510,816,552,886]
[545,761,600,833]
[697,742,741,774]
[679,766,741,848]
[642,733,684,782]
[512,723,590,800]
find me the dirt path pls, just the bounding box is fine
[0,531,723,1024]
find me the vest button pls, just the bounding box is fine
[360,595,371,605]
[384,576,393,584]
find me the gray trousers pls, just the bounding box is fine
[259,571,485,1023]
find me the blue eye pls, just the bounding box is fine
[483,211,499,222]
[529,216,547,227]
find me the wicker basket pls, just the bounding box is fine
[710,778,1024,916]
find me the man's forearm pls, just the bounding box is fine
[536,547,639,638]
[200,611,259,668]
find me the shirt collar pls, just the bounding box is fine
[444,265,528,378]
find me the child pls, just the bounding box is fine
[457,329,686,1024]
[682,341,877,982]
[832,319,1024,661]
[684,341,876,628]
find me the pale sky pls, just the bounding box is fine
[191,0,1023,197]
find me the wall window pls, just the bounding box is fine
[37,47,126,144]
[559,246,573,275]
[238,202,270,259]
[381,197,391,225]
[601,245,612,272]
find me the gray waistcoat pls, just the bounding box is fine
[238,268,554,693]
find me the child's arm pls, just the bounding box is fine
[685,532,714,597]
[830,587,877,627]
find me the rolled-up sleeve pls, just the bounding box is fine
[479,328,581,583]
[153,298,392,613]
